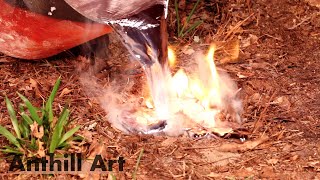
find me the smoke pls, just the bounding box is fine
[79,47,242,136]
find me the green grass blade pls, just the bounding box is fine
[17,93,41,125]
[57,107,69,135]
[186,0,201,24]
[182,20,203,37]
[21,119,30,138]
[0,125,21,148]
[18,123,26,139]
[58,126,80,146]
[29,138,37,150]
[5,96,21,138]
[110,173,116,180]
[45,78,61,123]
[0,146,23,154]
[72,135,84,142]
[178,0,202,37]
[174,0,181,36]
[132,149,144,180]
[49,127,61,153]
[49,108,69,153]
[57,141,68,149]
[20,112,33,125]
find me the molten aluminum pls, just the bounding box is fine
[107,45,242,137]
[81,44,242,137]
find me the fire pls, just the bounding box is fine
[139,44,242,135]
[167,46,176,67]
[85,43,242,136]
[168,45,222,110]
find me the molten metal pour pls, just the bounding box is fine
[75,1,242,137]
[111,4,169,67]
[64,0,169,67]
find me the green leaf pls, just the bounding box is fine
[182,20,203,37]
[0,125,21,148]
[186,0,201,24]
[57,141,68,149]
[20,112,33,125]
[179,0,201,35]
[110,173,116,180]
[5,96,21,138]
[72,135,84,142]
[174,0,181,36]
[49,108,69,153]
[132,149,144,180]
[21,118,30,138]
[58,126,80,146]
[17,93,41,125]
[176,0,202,38]
[45,78,61,123]
[29,138,37,150]
[0,146,23,154]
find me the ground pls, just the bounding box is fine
[0,0,320,179]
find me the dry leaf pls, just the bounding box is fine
[271,96,291,109]
[87,142,107,159]
[29,78,43,98]
[234,167,255,177]
[267,158,279,165]
[250,93,261,103]
[237,73,247,79]
[161,137,177,147]
[207,172,223,178]
[200,149,241,166]
[193,36,200,43]
[290,154,299,161]
[30,121,44,139]
[182,46,195,55]
[77,142,108,178]
[305,0,320,8]
[217,135,269,152]
[59,88,72,97]
[78,160,101,179]
[37,140,46,157]
[241,34,259,48]
[81,130,93,143]
[85,122,97,131]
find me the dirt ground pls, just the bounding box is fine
[0,0,320,179]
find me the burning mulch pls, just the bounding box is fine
[1,0,320,179]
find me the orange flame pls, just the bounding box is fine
[168,46,176,67]
[135,43,241,134]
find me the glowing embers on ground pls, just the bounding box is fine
[120,44,243,137]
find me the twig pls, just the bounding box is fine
[224,13,254,41]
[199,156,240,166]
[252,90,277,133]
[183,145,219,150]
[288,17,311,30]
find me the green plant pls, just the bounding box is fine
[0,78,81,157]
[174,0,203,38]
[132,148,144,180]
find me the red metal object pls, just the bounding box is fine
[0,0,112,59]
